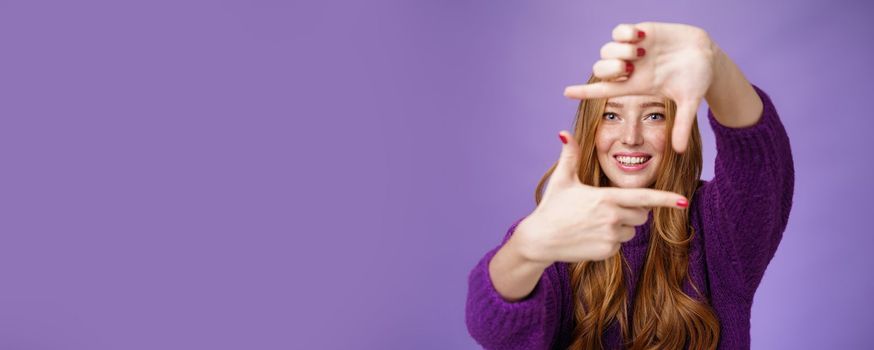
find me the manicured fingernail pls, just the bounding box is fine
[637,30,646,39]
[559,133,568,144]
[676,199,688,208]
[626,62,634,73]
[637,47,645,57]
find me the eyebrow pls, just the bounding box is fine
[606,102,666,109]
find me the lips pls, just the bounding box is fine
[613,153,652,171]
[613,152,652,158]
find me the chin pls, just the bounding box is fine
[610,178,654,188]
[601,160,659,189]
[603,170,658,188]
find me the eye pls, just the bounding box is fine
[602,112,619,121]
[645,113,665,121]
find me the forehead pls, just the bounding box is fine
[605,94,665,108]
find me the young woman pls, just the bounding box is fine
[465,22,794,350]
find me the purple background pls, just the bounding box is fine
[1,0,871,349]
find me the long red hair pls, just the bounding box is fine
[533,75,719,349]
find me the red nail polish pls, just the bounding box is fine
[559,133,567,144]
[637,47,645,57]
[676,199,688,208]
[637,30,645,39]
[626,62,634,73]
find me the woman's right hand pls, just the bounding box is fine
[511,130,689,265]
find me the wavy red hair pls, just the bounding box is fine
[533,75,719,349]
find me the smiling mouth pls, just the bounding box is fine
[614,155,652,170]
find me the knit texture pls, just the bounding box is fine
[465,84,794,350]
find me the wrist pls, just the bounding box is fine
[508,216,553,270]
[703,43,763,128]
[705,43,729,103]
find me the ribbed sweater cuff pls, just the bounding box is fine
[466,244,558,348]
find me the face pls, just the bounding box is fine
[595,94,668,188]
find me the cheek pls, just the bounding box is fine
[594,128,616,154]
[645,128,667,153]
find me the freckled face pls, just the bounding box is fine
[595,95,668,189]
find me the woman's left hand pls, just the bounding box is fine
[563,22,720,154]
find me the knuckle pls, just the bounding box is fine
[625,44,637,57]
[612,59,625,71]
[604,227,618,241]
[592,192,608,206]
[632,192,647,203]
[606,212,621,225]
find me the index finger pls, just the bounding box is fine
[563,79,639,100]
[602,187,688,209]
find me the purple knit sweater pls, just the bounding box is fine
[465,85,794,350]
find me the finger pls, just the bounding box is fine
[551,130,582,185]
[563,80,638,100]
[592,59,633,80]
[603,187,688,209]
[612,24,646,43]
[616,207,650,227]
[671,98,701,154]
[600,42,646,61]
[616,225,636,243]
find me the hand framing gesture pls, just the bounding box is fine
[563,22,718,154]
[512,131,689,265]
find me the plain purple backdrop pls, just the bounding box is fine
[1,0,872,349]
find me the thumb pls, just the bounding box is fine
[552,130,583,185]
[671,97,701,154]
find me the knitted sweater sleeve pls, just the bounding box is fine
[697,84,795,299]
[465,217,564,350]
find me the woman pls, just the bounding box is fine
[465,22,794,350]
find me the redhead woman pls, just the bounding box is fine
[465,22,794,350]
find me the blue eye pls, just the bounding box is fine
[646,113,665,121]
[602,112,618,121]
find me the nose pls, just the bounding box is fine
[621,120,643,145]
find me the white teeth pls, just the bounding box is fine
[617,156,649,165]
